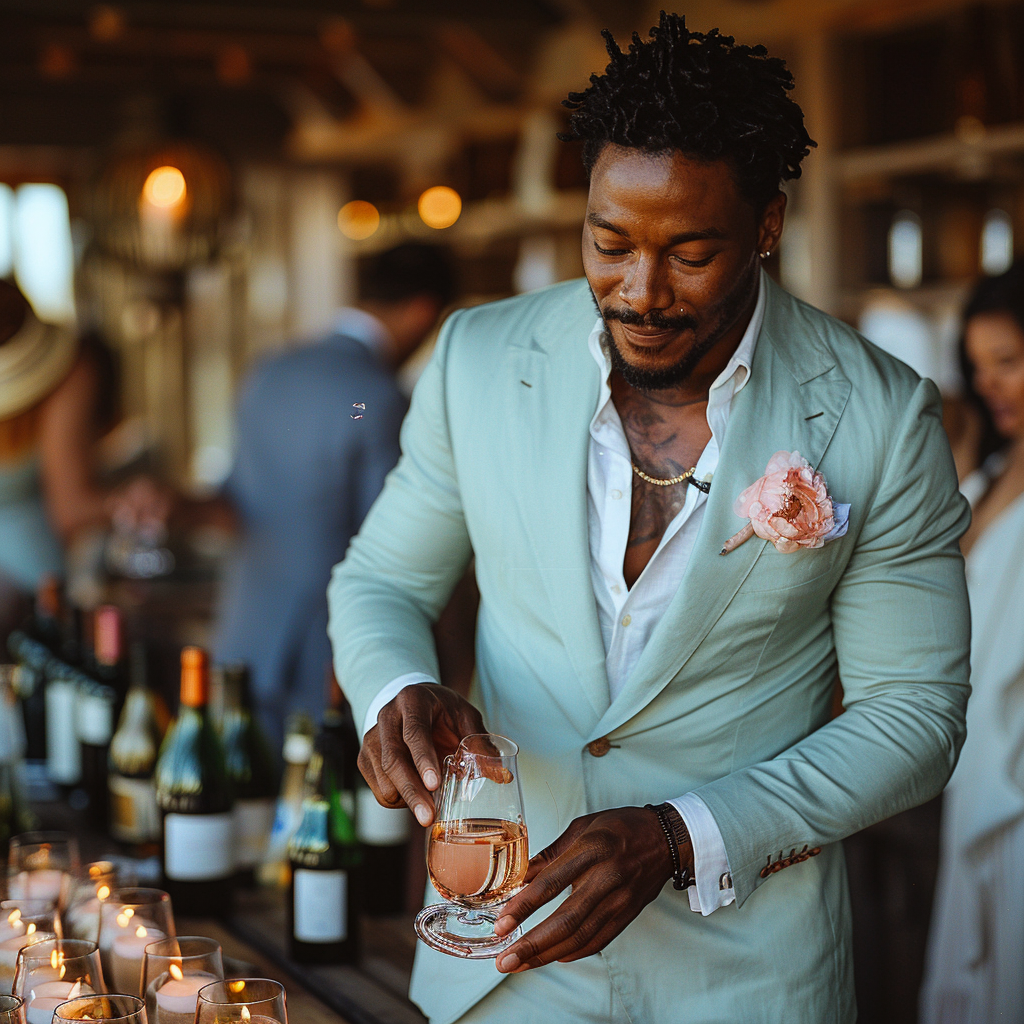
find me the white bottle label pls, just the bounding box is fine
[356,788,412,846]
[77,693,114,745]
[109,775,160,843]
[164,812,235,880]
[294,868,347,943]
[45,679,81,785]
[234,798,275,869]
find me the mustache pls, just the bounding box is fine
[601,305,699,332]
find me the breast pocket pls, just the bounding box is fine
[740,540,846,594]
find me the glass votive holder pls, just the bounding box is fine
[0,995,27,1024]
[66,863,117,943]
[14,939,106,1024]
[0,900,61,985]
[196,980,287,1024]
[8,833,80,911]
[98,890,174,996]
[53,994,147,1024]
[142,938,224,1024]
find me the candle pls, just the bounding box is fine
[110,925,165,993]
[152,969,219,1024]
[8,871,66,904]
[26,980,94,1024]
[0,930,49,976]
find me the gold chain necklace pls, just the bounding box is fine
[630,463,696,487]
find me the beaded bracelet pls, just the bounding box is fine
[645,802,693,891]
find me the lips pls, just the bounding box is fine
[618,323,680,348]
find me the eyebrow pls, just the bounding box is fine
[586,214,727,244]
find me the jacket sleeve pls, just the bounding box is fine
[328,310,473,731]
[694,378,972,907]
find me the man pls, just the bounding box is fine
[215,243,454,746]
[329,15,970,1024]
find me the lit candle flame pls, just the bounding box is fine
[26,923,35,935]
[124,908,134,919]
[68,980,82,999]
[7,910,20,925]
[135,925,147,938]
[241,1008,251,1021]
[116,913,130,929]
[228,981,245,994]
[169,964,183,981]
[51,950,59,969]
[59,963,66,980]
[97,886,110,901]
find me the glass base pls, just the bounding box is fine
[414,902,522,959]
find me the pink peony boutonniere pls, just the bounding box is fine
[721,450,850,555]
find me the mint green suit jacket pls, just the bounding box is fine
[328,275,971,1024]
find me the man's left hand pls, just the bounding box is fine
[493,806,688,973]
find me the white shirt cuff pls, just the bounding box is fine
[668,793,735,916]
[360,673,437,739]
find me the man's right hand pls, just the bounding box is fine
[358,683,486,826]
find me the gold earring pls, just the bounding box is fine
[760,250,771,259]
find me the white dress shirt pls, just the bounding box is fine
[361,276,766,917]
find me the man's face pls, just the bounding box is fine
[582,144,781,391]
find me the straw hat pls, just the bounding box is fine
[0,311,77,421]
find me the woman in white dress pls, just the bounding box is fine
[921,262,1024,1024]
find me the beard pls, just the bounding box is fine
[598,260,759,392]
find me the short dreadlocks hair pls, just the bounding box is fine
[562,12,816,211]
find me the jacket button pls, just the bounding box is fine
[759,866,770,879]
[809,847,821,856]
[587,737,612,757]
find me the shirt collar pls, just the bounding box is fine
[587,269,766,397]
[331,307,393,356]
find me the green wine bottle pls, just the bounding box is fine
[155,647,235,916]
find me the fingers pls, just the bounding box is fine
[357,729,404,808]
[377,705,436,826]
[496,885,637,974]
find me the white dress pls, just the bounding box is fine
[921,464,1024,1024]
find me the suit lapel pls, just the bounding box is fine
[589,276,852,740]
[508,283,610,724]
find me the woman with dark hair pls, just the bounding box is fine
[921,261,1024,1023]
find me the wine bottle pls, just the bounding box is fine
[7,631,51,762]
[77,678,115,826]
[92,606,128,699]
[287,719,360,964]
[258,714,314,887]
[220,664,278,886]
[44,661,81,788]
[155,647,235,916]
[0,666,33,853]
[108,642,162,850]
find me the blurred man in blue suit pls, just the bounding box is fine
[216,244,455,746]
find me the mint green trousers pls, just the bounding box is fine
[451,955,633,1024]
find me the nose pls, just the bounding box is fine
[618,254,673,318]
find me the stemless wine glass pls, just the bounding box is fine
[195,980,287,1024]
[53,994,146,1024]
[66,864,117,943]
[0,900,60,986]
[415,733,528,959]
[8,833,80,911]
[142,937,223,1024]
[0,995,26,1024]
[98,890,174,996]
[14,939,106,1024]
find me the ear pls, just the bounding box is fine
[757,191,787,257]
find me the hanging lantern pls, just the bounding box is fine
[92,143,232,270]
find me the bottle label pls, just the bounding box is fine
[164,812,235,880]
[356,789,412,846]
[294,868,347,943]
[109,775,160,843]
[234,798,276,869]
[45,679,81,785]
[77,693,114,745]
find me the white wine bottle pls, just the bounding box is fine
[156,647,235,916]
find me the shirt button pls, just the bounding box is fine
[621,614,631,627]
[611,584,621,595]
[611,489,623,500]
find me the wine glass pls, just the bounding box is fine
[0,995,26,1024]
[141,937,223,1024]
[98,890,174,996]
[0,900,60,986]
[52,994,147,1024]
[414,733,528,959]
[8,833,80,911]
[14,939,106,1024]
[66,863,117,943]
[195,980,287,1024]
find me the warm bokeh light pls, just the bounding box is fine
[142,166,187,209]
[418,186,462,229]
[337,200,380,240]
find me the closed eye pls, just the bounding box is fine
[593,242,629,256]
